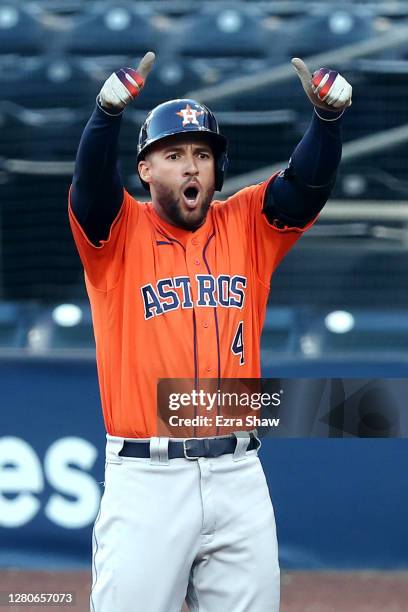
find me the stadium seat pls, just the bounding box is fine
[261,307,299,354]
[283,7,376,59]
[0,56,99,109]
[63,2,158,57]
[165,5,272,59]
[0,3,47,55]
[26,303,95,351]
[262,307,408,359]
[0,301,37,348]
[317,309,408,354]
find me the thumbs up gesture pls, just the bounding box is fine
[291,57,352,112]
[98,51,156,112]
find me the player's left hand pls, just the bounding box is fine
[291,57,352,112]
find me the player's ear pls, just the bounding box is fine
[138,159,152,185]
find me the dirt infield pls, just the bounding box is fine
[1,569,407,611]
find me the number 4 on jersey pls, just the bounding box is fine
[231,321,245,365]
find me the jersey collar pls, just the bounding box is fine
[147,202,214,246]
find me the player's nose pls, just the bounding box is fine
[183,150,199,175]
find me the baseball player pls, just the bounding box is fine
[68,51,352,612]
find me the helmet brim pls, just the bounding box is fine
[137,128,227,162]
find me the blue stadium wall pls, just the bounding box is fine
[0,356,407,570]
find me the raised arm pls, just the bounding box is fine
[70,52,155,246]
[264,59,352,228]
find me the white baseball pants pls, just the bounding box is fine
[90,434,280,612]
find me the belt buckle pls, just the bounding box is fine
[183,438,201,460]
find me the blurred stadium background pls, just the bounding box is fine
[0,0,408,610]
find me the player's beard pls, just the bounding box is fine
[153,180,214,231]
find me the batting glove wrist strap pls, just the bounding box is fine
[98,67,145,112]
[314,107,346,122]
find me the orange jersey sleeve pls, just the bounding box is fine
[68,188,138,292]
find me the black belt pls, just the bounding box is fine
[119,434,259,460]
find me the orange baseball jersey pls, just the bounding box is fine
[68,175,315,437]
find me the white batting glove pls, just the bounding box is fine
[98,51,155,113]
[291,57,352,117]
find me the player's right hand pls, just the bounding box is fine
[98,51,156,112]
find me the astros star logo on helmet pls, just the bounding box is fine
[176,103,204,126]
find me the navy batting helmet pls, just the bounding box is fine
[137,98,228,191]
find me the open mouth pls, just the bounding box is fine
[182,185,200,209]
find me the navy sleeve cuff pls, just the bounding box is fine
[95,96,124,119]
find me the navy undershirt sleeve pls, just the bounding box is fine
[71,103,124,246]
[263,109,343,228]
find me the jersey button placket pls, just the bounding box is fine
[187,238,215,378]
[202,323,212,373]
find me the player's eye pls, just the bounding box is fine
[167,153,180,160]
[198,152,210,159]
